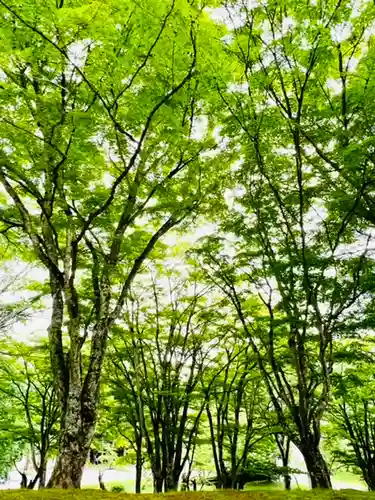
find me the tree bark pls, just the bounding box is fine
[275,434,291,491]
[47,446,89,488]
[284,471,291,491]
[38,463,47,489]
[364,474,375,491]
[47,389,95,488]
[361,462,375,491]
[231,471,240,489]
[165,471,179,492]
[151,449,164,493]
[27,474,38,490]
[20,472,28,489]
[135,437,143,494]
[153,474,163,493]
[47,316,106,488]
[215,472,231,489]
[98,471,106,491]
[300,443,331,489]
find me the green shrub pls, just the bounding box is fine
[111,485,125,493]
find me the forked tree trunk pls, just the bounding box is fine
[0,91,184,488]
[47,312,107,488]
[47,374,93,488]
[27,474,38,490]
[48,445,89,488]
[46,384,96,487]
[47,395,97,489]
[20,472,28,489]
[300,443,331,489]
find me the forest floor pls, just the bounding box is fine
[0,490,374,499]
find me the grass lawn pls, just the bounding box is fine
[0,490,374,499]
[332,472,367,490]
[86,472,367,494]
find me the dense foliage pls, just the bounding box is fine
[0,0,375,494]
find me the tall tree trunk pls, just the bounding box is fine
[165,476,178,492]
[231,467,238,489]
[28,463,43,490]
[364,475,375,491]
[47,317,106,488]
[38,462,47,489]
[275,434,291,491]
[223,473,232,489]
[153,474,163,493]
[300,443,331,489]
[47,393,95,488]
[135,437,143,494]
[47,395,92,487]
[27,474,39,490]
[20,472,28,489]
[284,470,291,491]
[362,461,375,491]
[151,450,163,493]
[98,471,106,491]
[215,472,231,489]
[47,445,89,488]
[165,469,179,492]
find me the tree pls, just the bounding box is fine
[1,0,375,492]
[97,379,146,494]
[193,0,375,488]
[329,360,375,491]
[0,263,42,334]
[275,433,292,491]
[197,160,371,488]
[108,273,223,492]
[0,392,25,484]
[205,342,272,489]
[102,374,145,493]
[0,343,60,489]
[0,0,228,487]
[0,263,44,485]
